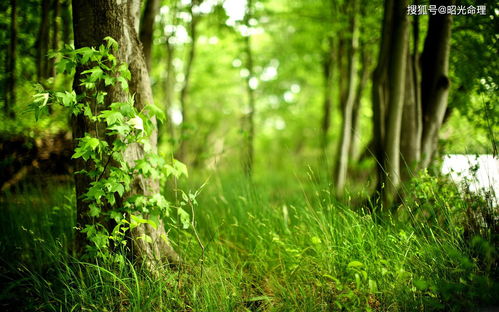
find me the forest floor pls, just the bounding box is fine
[0,169,497,311]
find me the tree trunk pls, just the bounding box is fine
[334,4,358,196]
[381,0,409,208]
[177,1,200,162]
[400,52,422,182]
[50,0,60,77]
[420,0,453,168]
[400,11,422,182]
[371,0,393,198]
[72,0,179,269]
[320,36,334,152]
[5,0,17,118]
[242,0,255,177]
[349,39,370,162]
[371,0,409,209]
[139,0,160,71]
[36,0,51,81]
[61,0,72,45]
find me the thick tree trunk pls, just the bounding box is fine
[382,0,409,207]
[72,0,179,269]
[334,5,358,196]
[371,0,409,209]
[242,0,255,177]
[5,0,17,118]
[372,0,393,197]
[420,0,453,168]
[139,0,160,71]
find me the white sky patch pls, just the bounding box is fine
[223,0,247,26]
[240,68,250,78]
[264,117,286,132]
[260,66,277,81]
[169,107,183,125]
[232,58,242,67]
[442,154,499,205]
[193,0,219,14]
[165,25,190,45]
[268,95,279,108]
[176,72,185,83]
[283,91,294,103]
[208,36,219,44]
[249,77,259,90]
[290,83,301,93]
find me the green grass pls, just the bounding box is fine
[0,170,497,311]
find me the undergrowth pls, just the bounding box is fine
[0,169,497,311]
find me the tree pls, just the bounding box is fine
[371,0,409,208]
[139,0,160,71]
[4,0,16,118]
[333,0,359,196]
[241,0,256,177]
[372,0,454,209]
[420,0,453,168]
[177,0,202,162]
[71,0,179,269]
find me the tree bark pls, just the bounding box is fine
[72,0,179,269]
[50,0,60,77]
[320,36,334,152]
[177,1,200,162]
[36,0,51,81]
[371,0,409,209]
[5,0,17,118]
[420,0,453,168]
[382,0,409,207]
[334,3,358,196]
[242,0,255,177]
[139,0,160,71]
[400,11,422,182]
[349,45,370,162]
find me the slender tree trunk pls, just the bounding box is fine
[50,0,60,77]
[140,0,160,71]
[36,0,51,80]
[242,0,255,177]
[334,4,358,196]
[349,41,370,162]
[177,1,199,162]
[61,0,72,45]
[320,36,334,152]
[72,0,179,269]
[5,0,16,118]
[420,0,453,168]
[164,36,176,142]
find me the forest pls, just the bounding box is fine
[0,0,497,311]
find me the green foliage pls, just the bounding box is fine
[30,37,189,259]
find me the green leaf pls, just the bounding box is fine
[413,279,428,291]
[177,207,190,229]
[100,110,124,126]
[347,261,364,268]
[104,36,119,51]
